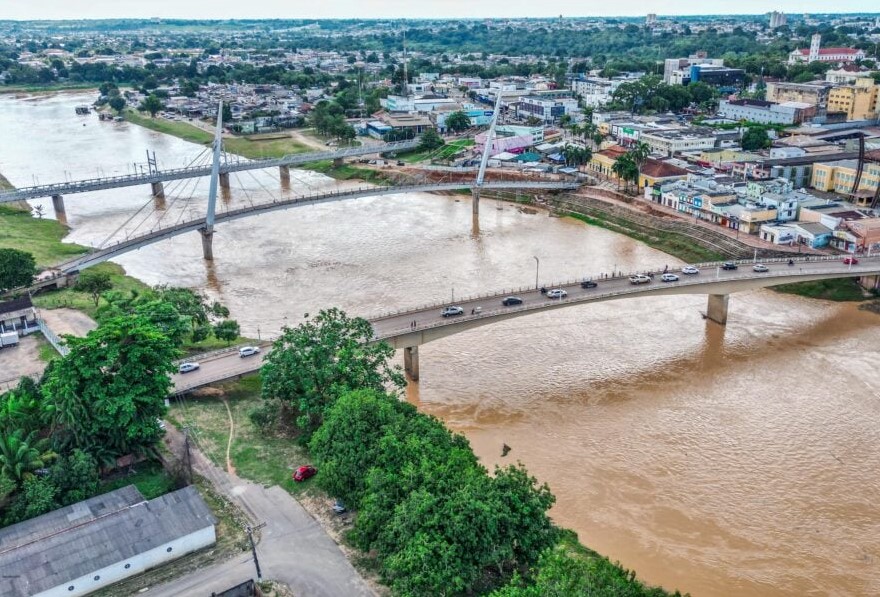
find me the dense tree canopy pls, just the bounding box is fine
[0,248,36,292]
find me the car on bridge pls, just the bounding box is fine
[722,262,738,270]
[239,346,261,358]
[442,306,464,317]
[661,273,679,282]
[753,264,769,273]
[629,274,651,285]
[547,289,567,299]
[682,266,700,275]
[502,296,523,306]
[178,362,200,374]
[581,280,598,288]
[843,256,859,265]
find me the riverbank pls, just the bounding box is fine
[124,109,314,159]
[0,83,99,95]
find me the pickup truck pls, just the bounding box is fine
[629,274,651,285]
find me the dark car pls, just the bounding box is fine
[843,256,859,265]
[581,280,598,289]
[293,465,317,482]
[502,296,523,306]
[722,262,738,270]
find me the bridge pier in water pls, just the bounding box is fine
[404,346,419,381]
[279,165,290,182]
[706,294,729,325]
[472,188,480,216]
[51,194,65,217]
[219,172,230,190]
[150,181,165,199]
[200,229,214,261]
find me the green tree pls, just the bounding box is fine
[138,94,164,117]
[222,103,233,123]
[3,476,58,526]
[0,429,57,483]
[108,95,126,114]
[51,449,99,506]
[74,270,113,307]
[445,110,472,132]
[611,153,639,192]
[417,128,444,151]
[741,127,771,151]
[0,248,36,292]
[213,319,240,344]
[260,308,404,443]
[41,314,177,459]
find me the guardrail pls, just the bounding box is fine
[367,254,876,325]
[38,318,69,356]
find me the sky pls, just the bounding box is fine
[2,1,879,21]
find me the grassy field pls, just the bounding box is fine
[32,262,151,317]
[0,205,88,268]
[98,460,177,500]
[775,278,869,301]
[399,138,474,164]
[124,110,312,159]
[0,83,99,95]
[167,374,317,496]
[567,211,726,264]
[0,171,13,191]
[302,160,394,185]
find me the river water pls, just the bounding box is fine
[1,92,878,596]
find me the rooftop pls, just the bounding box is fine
[0,486,216,596]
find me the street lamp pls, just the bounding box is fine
[533,256,540,289]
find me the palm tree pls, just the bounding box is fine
[0,429,58,483]
[612,154,639,193]
[628,141,651,192]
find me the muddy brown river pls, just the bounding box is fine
[1,92,878,596]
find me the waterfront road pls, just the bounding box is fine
[171,255,880,393]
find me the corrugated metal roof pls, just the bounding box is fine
[0,485,216,595]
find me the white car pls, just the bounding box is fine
[546,289,567,299]
[441,306,464,317]
[753,264,769,273]
[178,362,200,374]
[661,273,679,282]
[239,346,261,358]
[681,266,700,275]
[629,274,651,285]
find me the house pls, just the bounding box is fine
[0,296,38,334]
[589,145,628,178]
[0,485,216,597]
[637,159,690,191]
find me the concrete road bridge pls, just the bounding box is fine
[170,254,880,392]
[0,139,420,210]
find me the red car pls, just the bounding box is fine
[293,465,317,482]
[843,257,859,265]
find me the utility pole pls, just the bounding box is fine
[246,523,266,579]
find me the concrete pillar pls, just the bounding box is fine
[150,181,165,199]
[472,188,480,215]
[279,165,290,182]
[219,172,230,189]
[706,294,729,325]
[200,229,214,261]
[51,194,66,217]
[404,345,420,381]
[858,274,880,291]
[332,157,344,167]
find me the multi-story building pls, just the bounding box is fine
[662,53,724,84]
[811,158,880,204]
[686,64,745,89]
[788,34,866,64]
[826,77,880,121]
[516,94,579,123]
[640,127,718,156]
[718,99,815,125]
[765,81,834,109]
[769,11,787,28]
[570,76,630,108]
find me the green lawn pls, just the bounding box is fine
[125,110,312,159]
[0,205,88,268]
[98,460,177,500]
[398,138,474,164]
[167,374,317,496]
[32,262,151,318]
[774,278,869,301]
[302,160,393,185]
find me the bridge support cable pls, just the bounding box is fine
[201,102,225,261]
[473,93,505,217]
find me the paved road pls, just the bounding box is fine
[150,426,374,597]
[171,255,880,392]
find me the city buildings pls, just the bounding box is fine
[662,53,724,84]
[516,93,580,123]
[811,158,880,204]
[769,11,787,29]
[825,78,880,121]
[788,34,867,64]
[765,81,835,109]
[717,99,816,125]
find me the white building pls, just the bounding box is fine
[769,11,787,29]
[788,34,866,64]
[717,99,815,125]
[0,486,216,597]
[516,95,579,123]
[663,55,724,84]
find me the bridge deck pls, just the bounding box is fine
[169,255,880,394]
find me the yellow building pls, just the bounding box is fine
[826,78,880,121]
[811,158,880,205]
[589,145,628,178]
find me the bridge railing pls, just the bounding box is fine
[368,254,876,326]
